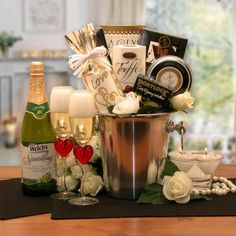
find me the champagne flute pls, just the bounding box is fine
[50,86,73,139]
[68,90,99,206]
[50,86,76,200]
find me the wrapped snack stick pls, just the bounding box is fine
[65,23,122,113]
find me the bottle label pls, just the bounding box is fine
[26,102,49,119]
[21,143,56,181]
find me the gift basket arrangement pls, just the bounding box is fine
[20,23,235,208]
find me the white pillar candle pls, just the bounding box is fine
[50,86,74,138]
[69,90,97,117]
[69,90,97,145]
[50,86,74,112]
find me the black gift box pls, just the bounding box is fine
[139,29,188,64]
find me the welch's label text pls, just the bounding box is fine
[21,143,56,179]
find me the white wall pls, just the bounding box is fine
[0,0,96,52]
[0,0,145,53]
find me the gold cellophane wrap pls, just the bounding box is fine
[65,23,122,113]
[65,23,95,55]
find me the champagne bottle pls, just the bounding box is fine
[21,61,57,196]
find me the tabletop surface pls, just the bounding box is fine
[1,165,236,236]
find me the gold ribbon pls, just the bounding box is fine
[68,46,112,78]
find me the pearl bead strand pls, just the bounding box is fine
[193,176,236,196]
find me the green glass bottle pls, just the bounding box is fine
[21,61,57,196]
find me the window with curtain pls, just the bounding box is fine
[145,0,235,163]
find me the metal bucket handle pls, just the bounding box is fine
[166,120,187,150]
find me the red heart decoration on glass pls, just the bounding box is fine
[54,138,74,157]
[73,145,93,165]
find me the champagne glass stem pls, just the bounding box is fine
[50,154,76,200]
[79,164,86,197]
[63,158,68,192]
[69,161,99,206]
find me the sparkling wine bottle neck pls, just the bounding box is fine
[28,61,48,104]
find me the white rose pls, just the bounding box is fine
[163,171,192,204]
[112,92,140,115]
[71,165,83,179]
[88,134,101,162]
[83,172,104,196]
[57,175,78,192]
[66,153,77,167]
[82,164,92,173]
[56,158,66,177]
[170,91,194,111]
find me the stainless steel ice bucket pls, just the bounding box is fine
[98,113,171,199]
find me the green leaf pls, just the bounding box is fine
[137,104,160,114]
[137,158,212,205]
[137,183,171,205]
[190,194,211,201]
[160,157,179,179]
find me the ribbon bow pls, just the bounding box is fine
[68,46,111,78]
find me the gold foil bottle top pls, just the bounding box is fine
[28,61,48,104]
[30,61,44,75]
